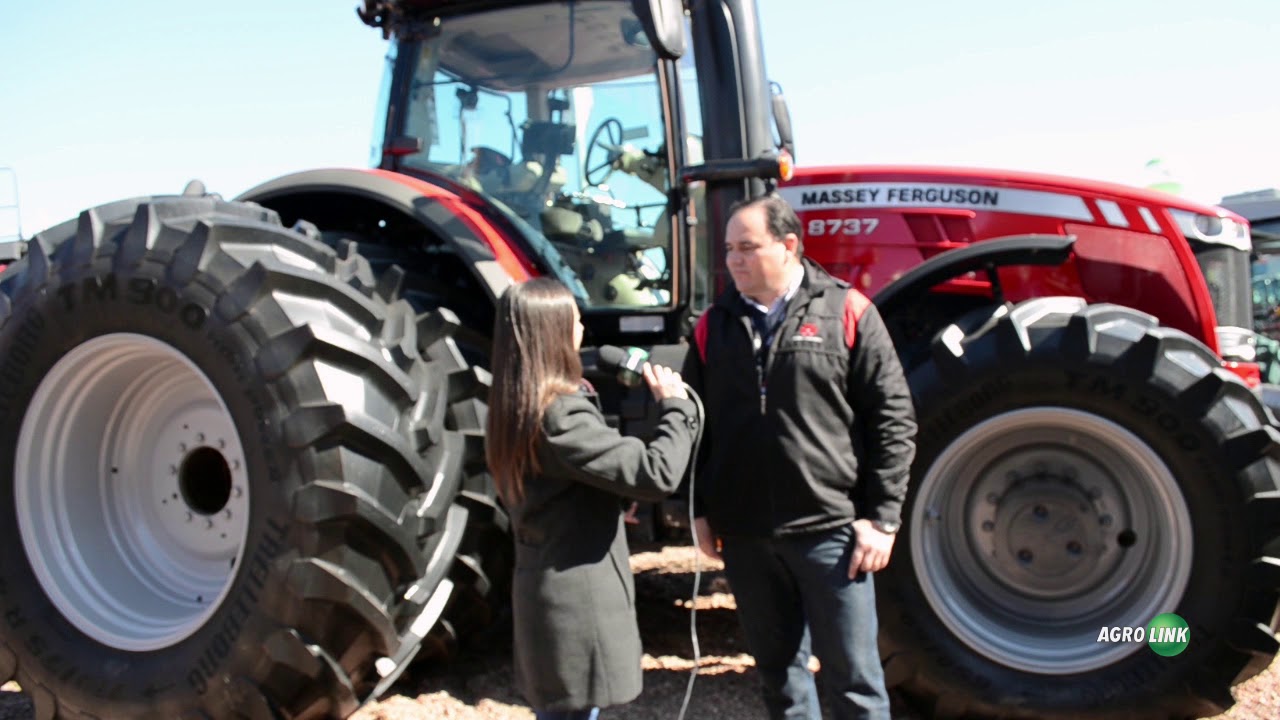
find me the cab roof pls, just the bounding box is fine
[361,0,654,92]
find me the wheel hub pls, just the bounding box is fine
[179,446,233,516]
[978,468,1117,597]
[153,414,248,560]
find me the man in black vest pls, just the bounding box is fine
[683,194,917,720]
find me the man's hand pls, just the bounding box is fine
[849,519,896,578]
[693,516,721,561]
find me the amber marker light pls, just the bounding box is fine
[777,150,794,182]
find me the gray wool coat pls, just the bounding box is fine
[508,390,699,711]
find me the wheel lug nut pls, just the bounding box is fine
[1017,549,1034,564]
[981,520,994,532]
[1066,541,1083,555]
[1033,504,1048,519]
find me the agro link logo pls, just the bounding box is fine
[1097,613,1189,657]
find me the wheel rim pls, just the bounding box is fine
[911,407,1192,674]
[16,333,250,651]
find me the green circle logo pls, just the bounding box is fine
[1147,613,1189,657]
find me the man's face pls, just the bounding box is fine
[725,205,796,300]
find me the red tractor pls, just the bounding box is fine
[0,1,1275,719]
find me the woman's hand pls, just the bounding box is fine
[643,362,688,401]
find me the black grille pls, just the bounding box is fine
[1194,243,1252,330]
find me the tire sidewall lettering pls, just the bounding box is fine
[1064,370,1201,452]
[0,311,45,430]
[43,272,207,330]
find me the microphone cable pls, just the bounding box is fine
[675,381,704,720]
[593,344,706,719]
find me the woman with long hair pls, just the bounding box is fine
[486,277,697,720]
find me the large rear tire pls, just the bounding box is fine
[0,195,490,718]
[881,297,1280,719]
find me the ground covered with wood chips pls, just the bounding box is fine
[1,543,1276,719]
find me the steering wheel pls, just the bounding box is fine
[584,118,624,186]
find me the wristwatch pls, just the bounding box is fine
[871,520,901,535]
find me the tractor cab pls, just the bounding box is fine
[363,0,788,348]
[370,1,696,311]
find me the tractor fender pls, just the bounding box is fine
[872,233,1076,316]
[236,167,536,300]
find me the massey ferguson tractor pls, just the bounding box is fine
[0,1,1276,719]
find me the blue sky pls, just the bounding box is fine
[1,0,1277,238]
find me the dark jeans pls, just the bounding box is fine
[535,709,599,720]
[720,524,890,720]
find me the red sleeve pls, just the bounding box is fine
[844,289,872,349]
[694,312,710,363]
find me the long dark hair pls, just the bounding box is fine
[486,278,583,505]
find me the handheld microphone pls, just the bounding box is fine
[596,345,650,388]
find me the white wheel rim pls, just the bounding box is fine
[16,333,250,651]
[911,407,1193,674]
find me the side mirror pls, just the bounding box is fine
[631,0,686,60]
[770,82,796,162]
